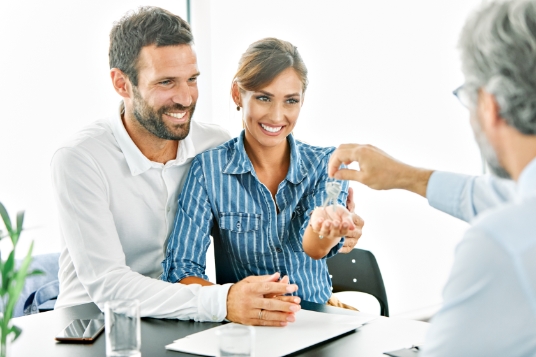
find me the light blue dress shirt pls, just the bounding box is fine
[161,132,348,304]
[422,158,536,356]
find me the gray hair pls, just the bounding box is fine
[459,0,536,135]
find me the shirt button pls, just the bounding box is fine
[276,248,283,253]
[166,206,171,212]
[212,315,218,321]
[236,221,241,229]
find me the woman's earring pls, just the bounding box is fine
[236,105,240,111]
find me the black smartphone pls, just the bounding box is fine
[55,319,105,343]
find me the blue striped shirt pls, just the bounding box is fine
[161,131,348,304]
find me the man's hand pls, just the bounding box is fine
[328,144,434,197]
[226,273,301,326]
[340,187,364,253]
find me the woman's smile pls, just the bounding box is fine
[260,123,284,135]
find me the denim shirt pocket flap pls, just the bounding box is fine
[219,212,261,233]
[291,204,306,220]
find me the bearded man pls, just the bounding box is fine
[51,7,305,324]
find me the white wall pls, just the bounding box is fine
[0,0,186,255]
[1,0,483,317]
[191,0,483,316]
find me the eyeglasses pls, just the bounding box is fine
[452,84,473,109]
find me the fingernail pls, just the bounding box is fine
[286,285,295,293]
[294,297,301,303]
[290,305,300,312]
[286,315,295,322]
[280,322,288,326]
[342,223,348,229]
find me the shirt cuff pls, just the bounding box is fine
[427,171,473,221]
[195,283,233,322]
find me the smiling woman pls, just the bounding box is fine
[235,66,302,144]
[162,38,358,317]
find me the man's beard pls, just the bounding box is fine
[472,115,511,179]
[132,87,195,141]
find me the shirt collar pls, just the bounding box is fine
[286,133,307,184]
[222,130,307,184]
[110,102,196,176]
[517,156,536,198]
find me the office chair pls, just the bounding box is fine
[212,221,236,285]
[14,252,60,317]
[327,248,389,317]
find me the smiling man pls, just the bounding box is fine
[50,7,304,324]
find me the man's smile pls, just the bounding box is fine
[165,112,186,119]
[164,111,189,124]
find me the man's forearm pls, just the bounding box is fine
[399,166,434,198]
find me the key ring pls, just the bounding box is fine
[322,180,342,212]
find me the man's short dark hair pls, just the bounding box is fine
[109,6,193,86]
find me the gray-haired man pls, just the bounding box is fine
[328,0,536,355]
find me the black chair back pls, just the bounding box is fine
[212,221,236,285]
[213,220,389,317]
[327,248,389,317]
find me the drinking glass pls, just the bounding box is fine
[104,299,141,357]
[216,324,255,357]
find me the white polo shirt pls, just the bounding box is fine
[51,104,232,321]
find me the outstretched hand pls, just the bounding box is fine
[309,205,355,240]
[328,144,433,197]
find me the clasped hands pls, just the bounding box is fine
[226,272,301,327]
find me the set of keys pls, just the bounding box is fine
[322,180,342,211]
[317,180,342,239]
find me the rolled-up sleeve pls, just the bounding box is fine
[162,158,214,284]
[427,171,516,222]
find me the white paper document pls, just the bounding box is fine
[165,309,379,357]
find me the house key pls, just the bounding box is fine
[322,181,342,212]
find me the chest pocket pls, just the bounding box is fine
[218,212,268,268]
[219,212,260,232]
